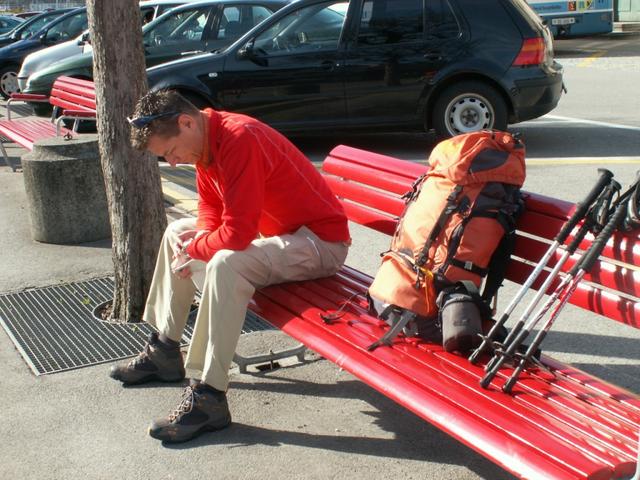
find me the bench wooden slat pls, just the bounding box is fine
[506,257,640,328]
[323,158,422,195]
[518,208,640,267]
[341,200,397,236]
[513,234,640,297]
[324,174,406,216]
[50,95,96,112]
[0,120,72,150]
[328,145,426,179]
[543,356,640,412]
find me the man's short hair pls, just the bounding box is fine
[129,90,201,150]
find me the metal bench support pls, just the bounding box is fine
[0,141,16,172]
[233,345,307,374]
[186,305,307,374]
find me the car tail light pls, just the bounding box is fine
[513,37,545,66]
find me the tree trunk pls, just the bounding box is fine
[87,0,167,322]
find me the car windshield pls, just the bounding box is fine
[44,11,88,42]
[253,1,348,53]
[18,13,60,40]
[144,8,210,46]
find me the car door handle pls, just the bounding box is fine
[321,60,337,71]
[423,53,442,61]
[181,50,204,56]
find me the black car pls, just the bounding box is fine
[0,7,87,98]
[0,8,73,48]
[146,0,564,137]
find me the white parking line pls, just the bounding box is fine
[542,115,640,132]
[527,157,640,165]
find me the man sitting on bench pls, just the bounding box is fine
[110,90,351,443]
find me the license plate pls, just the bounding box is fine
[552,17,576,25]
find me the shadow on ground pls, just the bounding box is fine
[164,375,516,479]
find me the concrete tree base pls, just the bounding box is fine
[22,135,111,244]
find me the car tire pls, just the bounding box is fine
[432,81,508,138]
[0,65,20,99]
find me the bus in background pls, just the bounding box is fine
[526,0,613,37]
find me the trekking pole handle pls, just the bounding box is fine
[565,218,592,253]
[572,201,627,275]
[555,169,614,244]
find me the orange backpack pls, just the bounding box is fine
[368,131,526,320]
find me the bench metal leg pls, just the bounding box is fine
[0,140,16,172]
[233,344,307,374]
[186,305,307,374]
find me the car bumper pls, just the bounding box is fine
[17,76,28,92]
[506,62,564,123]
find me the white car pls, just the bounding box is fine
[17,31,90,91]
[17,0,187,92]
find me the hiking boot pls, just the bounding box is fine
[109,332,185,385]
[148,383,232,443]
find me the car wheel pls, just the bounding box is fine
[432,81,507,138]
[0,66,20,99]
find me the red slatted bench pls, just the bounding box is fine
[0,76,96,172]
[246,145,640,480]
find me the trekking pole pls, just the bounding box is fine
[483,179,621,373]
[469,168,614,364]
[501,199,628,393]
[481,179,627,389]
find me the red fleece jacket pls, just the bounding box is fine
[185,109,350,262]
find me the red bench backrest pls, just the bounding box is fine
[323,145,640,330]
[49,76,96,112]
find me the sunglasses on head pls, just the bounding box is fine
[127,111,179,128]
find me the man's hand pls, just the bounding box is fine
[172,229,198,257]
[171,253,193,279]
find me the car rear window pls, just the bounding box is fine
[507,0,545,30]
[426,0,460,39]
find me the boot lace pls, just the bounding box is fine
[169,386,198,422]
[128,342,153,367]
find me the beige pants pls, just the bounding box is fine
[143,218,349,391]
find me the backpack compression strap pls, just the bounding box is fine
[415,185,464,268]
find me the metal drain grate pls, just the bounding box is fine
[0,277,274,375]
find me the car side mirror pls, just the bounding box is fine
[44,32,61,43]
[237,41,267,67]
[78,32,90,45]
